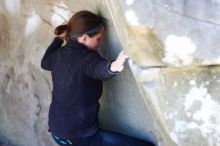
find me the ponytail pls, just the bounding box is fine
[54,24,67,36]
[54,24,70,40]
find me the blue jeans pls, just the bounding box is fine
[52,129,155,146]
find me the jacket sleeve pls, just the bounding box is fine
[41,37,64,71]
[82,51,119,80]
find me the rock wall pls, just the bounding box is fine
[0,0,220,146]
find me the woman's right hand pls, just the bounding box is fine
[54,21,68,39]
[57,29,66,39]
[110,51,128,72]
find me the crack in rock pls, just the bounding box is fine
[151,2,220,26]
[33,92,42,146]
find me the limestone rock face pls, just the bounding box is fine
[0,0,220,146]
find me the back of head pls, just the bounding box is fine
[54,10,105,40]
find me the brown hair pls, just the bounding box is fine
[54,10,105,40]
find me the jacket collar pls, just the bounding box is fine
[66,39,88,51]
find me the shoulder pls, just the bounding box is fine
[82,49,103,62]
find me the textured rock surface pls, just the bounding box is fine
[0,0,220,146]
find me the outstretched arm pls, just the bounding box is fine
[83,50,128,80]
[41,37,64,71]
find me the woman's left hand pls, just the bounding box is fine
[110,51,128,72]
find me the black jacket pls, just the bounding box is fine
[41,37,118,139]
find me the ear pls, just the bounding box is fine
[78,34,87,44]
[82,34,90,42]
